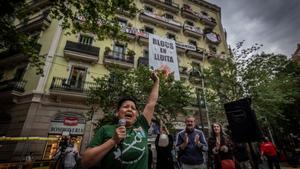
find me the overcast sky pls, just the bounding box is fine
[208,0,300,56]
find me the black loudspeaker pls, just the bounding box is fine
[224,98,262,143]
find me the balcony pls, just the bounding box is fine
[140,0,180,14]
[201,15,217,27]
[50,77,97,99]
[26,0,50,13]
[183,24,203,38]
[64,41,100,63]
[136,33,197,54]
[176,41,197,54]
[138,57,149,67]
[189,68,202,84]
[205,32,221,45]
[181,5,200,20]
[179,66,189,80]
[0,44,41,68]
[0,79,27,93]
[139,11,182,32]
[17,10,51,33]
[103,51,135,69]
[186,47,206,60]
[120,25,137,41]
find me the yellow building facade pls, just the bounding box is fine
[0,0,228,161]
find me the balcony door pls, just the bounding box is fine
[69,66,87,90]
[113,44,125,60]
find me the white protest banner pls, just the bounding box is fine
[149,34,180,80]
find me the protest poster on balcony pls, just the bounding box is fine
[148,34,180,80]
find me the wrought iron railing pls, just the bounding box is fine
[104,51,134,64]
[0,79,27,92]
[64,41,100,57]
[50,77,97,93]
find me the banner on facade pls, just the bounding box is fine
[149,34,180,80]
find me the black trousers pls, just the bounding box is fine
[266,155,280,169]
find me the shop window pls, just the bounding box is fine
[145,26,154,34]
[113,44,125,59]
[43,135,83,160]
[68,66,87,89]
[79,35,93,46]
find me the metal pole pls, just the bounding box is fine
[201,53,211,135]
[196,89,204,131]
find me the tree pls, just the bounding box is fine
[0,0,138,74]
[86,66,193,130]
[203,41,300,133]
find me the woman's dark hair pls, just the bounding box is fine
[211,122,224,137]
[117,96,137,110]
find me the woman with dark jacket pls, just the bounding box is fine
[208,122,235,169]
[155,126,175,169]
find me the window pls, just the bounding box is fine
[144,6,153,13]
[143,50,149,58]
[191,62,201,74]
[185,21,194,26]
[0,71,3,81]
[165,0,172,5]
[145,26,154,34]
[165,13,174,20]
[113,44,125,59]
[189,39,197,47]
[14,67,26,81]
[79,35,93,46]
[118,18,128,27]
[201,11,208,16]
[167,33,176,41]
[69,66,87,89]
[209,45,217,53]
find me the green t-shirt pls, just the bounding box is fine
[89,115,150,169]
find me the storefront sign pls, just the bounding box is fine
[49,122,85,135]
[149,34,180,80]
[64,117,78,126]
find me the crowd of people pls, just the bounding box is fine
[50,72,284,169]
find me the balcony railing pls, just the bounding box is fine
[181,4,217,27]
[140,0,180,13]
[139,11,182,32]
[183,24,203,38]
[181,6,200,20]
[64,41,100,63]
[17,10,51,33]
[103,51,135,69]
[201,15,217,27]
[120,25,137,40]
[50,77,96,93]
[0,79,27,92]
[186,47,206,60]
[0,44,41,68]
